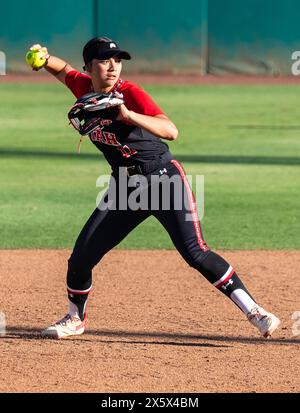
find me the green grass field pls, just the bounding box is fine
[0,83,299,249]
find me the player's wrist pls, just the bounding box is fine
[43,54,50,66]
[125,109,135,123]
[44,56,68,76]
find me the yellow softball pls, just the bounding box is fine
[25,50,47,70]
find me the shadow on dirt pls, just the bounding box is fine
[2,326,299,346]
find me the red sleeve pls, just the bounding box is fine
[65,70,92,98]
[120,82,165,116]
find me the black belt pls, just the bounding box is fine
[126,164,144,176]
[112,153,173,177]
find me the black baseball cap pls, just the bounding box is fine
[83,37,131,66]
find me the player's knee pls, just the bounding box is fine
[179,245,210,269]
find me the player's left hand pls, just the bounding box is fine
[112,91,131,123]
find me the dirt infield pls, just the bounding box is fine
[2,72,300,85]
[0,249,299,393]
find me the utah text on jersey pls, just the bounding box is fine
[91,128,137,158]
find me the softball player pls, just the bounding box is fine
[27,37,280,339]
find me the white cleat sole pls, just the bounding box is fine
[41,314,86,339]
[41,327,85,339]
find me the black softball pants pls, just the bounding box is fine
[67,160,234,295]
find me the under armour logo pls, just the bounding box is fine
[221,279,233,290]
[159,168,167,175]
[110,43,117,48]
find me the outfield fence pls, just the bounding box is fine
[0,0,299,75]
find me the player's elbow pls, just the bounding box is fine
[167,124,178,140]
[156,116,178,140]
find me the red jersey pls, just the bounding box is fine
[65,70,172,167]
